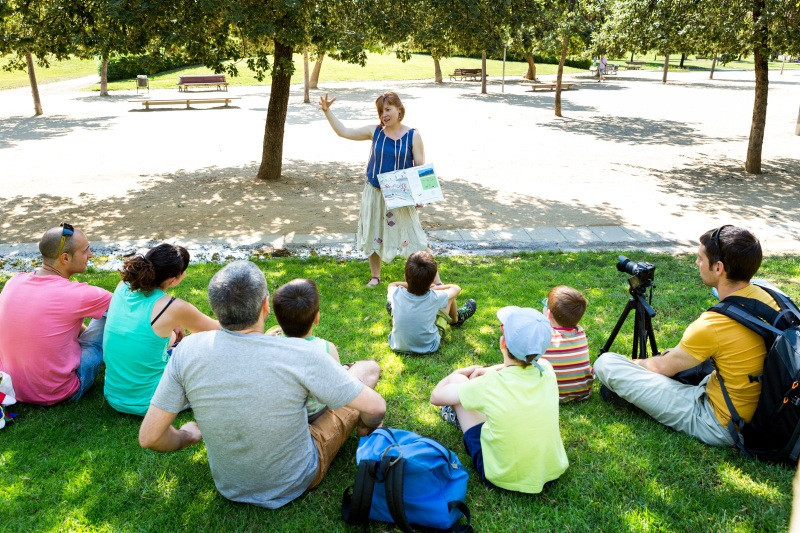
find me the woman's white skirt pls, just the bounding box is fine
[356,183,428,263]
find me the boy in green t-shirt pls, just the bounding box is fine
[430,306,569,493]
[270,278,340,422]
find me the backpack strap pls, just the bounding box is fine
[753,282,800,319]
[341,460,378,526]
[713,364,751,457]
[447,501,474,533]
[383,456,414,533]
[710,298,781,347]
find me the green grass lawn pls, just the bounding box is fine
[92,52,583,92]
[0,55,98,90]
[606,53,800,72]
[2,51,797,92]
[1,252,798,531]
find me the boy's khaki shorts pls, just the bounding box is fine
[435,308,453,338]
[307,405,360,489]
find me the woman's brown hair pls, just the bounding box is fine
[121,243,190,293]
[375,91,405,121]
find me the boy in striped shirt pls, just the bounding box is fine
[541,286,593,402]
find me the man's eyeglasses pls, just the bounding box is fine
[710,224,732,265]
[56,223,74,257]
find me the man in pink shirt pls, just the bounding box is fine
[0,224,112,404]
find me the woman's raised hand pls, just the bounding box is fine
[319,92,337,112]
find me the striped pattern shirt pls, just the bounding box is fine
[541,326,593,403]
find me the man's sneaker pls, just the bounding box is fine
[386,300,393,317]
[600,384,635,410]
[439,406,461,431]
[453,299,477,327]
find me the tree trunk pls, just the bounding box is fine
[555,34,568,117]
[710,55,717,79]
[257,40,294,181]
[679,53,686,68]
[303,50,310,104]
[524,53,538,81]
[100,57,109,96]
[310,52,324,89]
[433,56,442,83]
[481,51,487,94]
[631,51,635,62]
[662,54,670,83]
[745,0,769,174]
[795,106,800,136]
[26,53,43,116]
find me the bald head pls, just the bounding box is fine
[39,226,85,261]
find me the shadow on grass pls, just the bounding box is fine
[0,114,116,149]
[0,159,619,244]
[0,254,796,531]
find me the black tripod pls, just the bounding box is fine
[599,281,659,359]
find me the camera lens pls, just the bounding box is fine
[616,255,633,274]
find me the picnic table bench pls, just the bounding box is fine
[129,96,241,110]
[449,68,482,81]
[177,74,229,92]
[524,82,579,91]
[589,64,618,75]
[625,61,646,70]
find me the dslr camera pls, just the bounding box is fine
[616,255,655,291]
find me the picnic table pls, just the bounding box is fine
[449,68,482,81]
[625,61,646,70]
[177,74,229,92]
[129,96,241,110]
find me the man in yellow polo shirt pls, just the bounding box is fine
[595,225,778,446]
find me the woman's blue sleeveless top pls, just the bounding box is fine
[365,127,415,188]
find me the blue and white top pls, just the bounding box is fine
[365,127,415,188]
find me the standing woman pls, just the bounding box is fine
[103,243,219,415]
[320,91,439,287]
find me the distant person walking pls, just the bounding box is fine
[319,91,438,287]
[599,54,608,82]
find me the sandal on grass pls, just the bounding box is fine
[366,276,381,287]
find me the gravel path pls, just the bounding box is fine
[1,68,798,254]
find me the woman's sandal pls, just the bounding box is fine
[366,276,381,287]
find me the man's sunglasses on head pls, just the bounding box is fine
[56,223,74,257]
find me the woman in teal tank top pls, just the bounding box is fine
[103,244,219,415]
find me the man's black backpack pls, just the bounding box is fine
[710,282,800,464]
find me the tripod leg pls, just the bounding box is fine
[600,298,636,355]
[645,311,659,356]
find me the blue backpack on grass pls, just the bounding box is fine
[341,428,472,532]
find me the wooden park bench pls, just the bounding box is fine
[129,96,241,110]
[177,74,229,92]
[525,82,579,92]
[449,68,482,81]
[624,61,646,70]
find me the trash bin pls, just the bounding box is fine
[136,75,149,93]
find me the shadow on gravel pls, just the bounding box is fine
[459,91,598,112]
[0,114,115,149]
[537,116,743,146]
[653,156,800,239]
[0,159,619,244]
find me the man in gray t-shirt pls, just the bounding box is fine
[139,261,385,509]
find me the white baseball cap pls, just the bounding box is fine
[497,306,552,361]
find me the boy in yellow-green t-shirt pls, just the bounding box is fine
[429,306,569,493]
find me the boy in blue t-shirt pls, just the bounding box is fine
[430,306,569,493]
[386,251,476,354]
